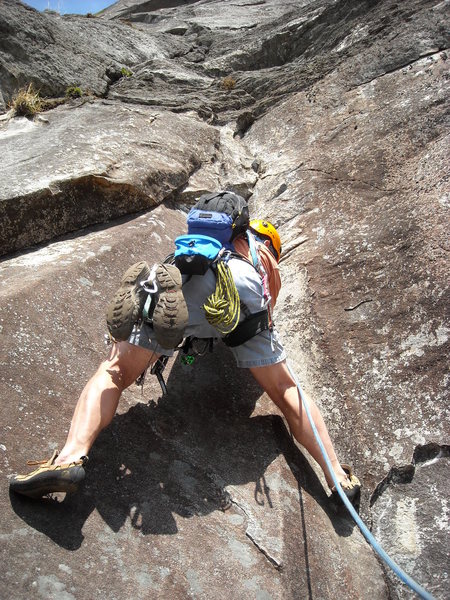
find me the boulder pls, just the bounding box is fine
[0,100,256,255]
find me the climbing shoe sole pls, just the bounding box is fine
[152,264,188,349]
[106,261,151,342]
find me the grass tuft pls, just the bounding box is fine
[10,84,43,117]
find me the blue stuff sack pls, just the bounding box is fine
[174,234,223,275]
[187,209,234,248]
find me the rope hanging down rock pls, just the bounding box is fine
[286,361,435,600]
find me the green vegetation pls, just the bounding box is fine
[65,86,83,98]
[10,84,42,117]
[120,67,133,78]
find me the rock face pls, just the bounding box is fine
[0,206,388,600]
[0,1,448,599]
[0,0,166,105]
[0,102,221,254]
[370,443,450,599]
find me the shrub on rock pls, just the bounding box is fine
[65,86,83,98]
[10,84,42,117]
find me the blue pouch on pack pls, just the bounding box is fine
[174,234,223,275]
[186,209,234,248]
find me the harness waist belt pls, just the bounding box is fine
[223,310,270,348]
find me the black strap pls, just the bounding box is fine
[164,248,263,340]
[163,252,176,265]
[222,310,270,348]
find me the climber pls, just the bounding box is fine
[9,191,360,506]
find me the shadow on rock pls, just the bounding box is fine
[9,488,96,551]
[271,415,357,538]
[11,344,355,546]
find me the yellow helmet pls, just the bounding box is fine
[249,219,282,262]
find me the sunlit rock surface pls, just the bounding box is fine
[0,1,448,598]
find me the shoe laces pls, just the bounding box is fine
[341,475,359,491]
[26,449,58,467]
[26,451,88,469]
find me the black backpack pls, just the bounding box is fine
[173,191,250,276]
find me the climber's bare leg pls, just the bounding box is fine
[55,342,158,465]
[250,360,347,488]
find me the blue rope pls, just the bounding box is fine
[286,361,435,600]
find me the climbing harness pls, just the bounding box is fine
[135,336,215,393]
[286,360,435,600]
[222,309,269,347]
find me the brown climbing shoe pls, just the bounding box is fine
[152,263,188,349]
[9,450,87,499]
[331,464,361,509]
[106,261,151,341]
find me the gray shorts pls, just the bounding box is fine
[128,257,286,368]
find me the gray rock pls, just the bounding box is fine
[100,0,201,21]
[0,0,448,598]
[0,205,387,599]
[0,100,257,255]
[103,0,448,124]
[3,0,446,126]
[244,28,448,598]
[0,100,220,255]
[371,444,450,599]
[0,0,168,104]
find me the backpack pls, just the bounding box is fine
[144,192,272,394]
[167,190,271,343]
[173,191,249,276]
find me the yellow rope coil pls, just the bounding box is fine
[203,261,240,334]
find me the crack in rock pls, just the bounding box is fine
[370,442,450,508]
[369,442,449,598]
[245,529,283,571]
[355,48,449,88]
[229,496,283,571]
